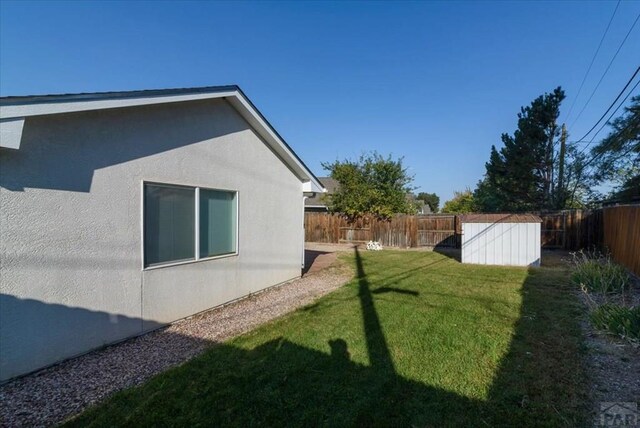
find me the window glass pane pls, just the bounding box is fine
[144,184,195,266]
[199,189,237,258]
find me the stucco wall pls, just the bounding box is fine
[0,98,304,381]
[461,222,541,267]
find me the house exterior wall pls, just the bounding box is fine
[461,222,541,267]
[0,98,304,381]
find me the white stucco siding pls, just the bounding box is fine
[461,222,541,267]
[0,98,304,380]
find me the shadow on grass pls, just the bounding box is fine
[65,248,588,427]
[434,246,461,262]
[371,287,419,296]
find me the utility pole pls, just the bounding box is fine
[557,123,567,209]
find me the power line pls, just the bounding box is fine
[564,0,621,123]
[568,11,640,131]
[582,114,639,169]
[569,75,638,148]
[580,78,640,150]
[579,140,640,188]
[569,115,640,203]
[571,65,640,146]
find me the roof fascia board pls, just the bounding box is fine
[0,91,237,119]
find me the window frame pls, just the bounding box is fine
[141,180,239,270]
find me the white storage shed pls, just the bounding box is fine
[460,214,542,267]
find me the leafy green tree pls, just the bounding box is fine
[473,177,503,212]
[477,87,573,211]
[610,175,640,201]
[441,189,476,213]
[416,192,440,213]
[321,152,416,221]
[589,96,640,203]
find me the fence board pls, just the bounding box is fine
[540,213,564,248]
[305,213,457,248]
[602,205,640,276]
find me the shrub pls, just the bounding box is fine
[570,250,630,294]
[590,304,640,342]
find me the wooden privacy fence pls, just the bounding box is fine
[307,211,593,249]
[602,205,640,276]
[416,216,458,247]
[536,209,603,250]
[304,213,458,248]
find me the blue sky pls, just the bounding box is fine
[1,1,639,202]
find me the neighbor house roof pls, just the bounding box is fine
[458,213,542,223]
[0,85,324,193]
[305,177,339,207]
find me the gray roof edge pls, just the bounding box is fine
[0,85,240,106]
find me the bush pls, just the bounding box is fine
[590,304,640,342]
[570,250,630,294]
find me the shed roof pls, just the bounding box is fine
[458,213,542,223]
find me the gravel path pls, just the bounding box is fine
[0,256,351,427]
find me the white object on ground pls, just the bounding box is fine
[366,241,383,251]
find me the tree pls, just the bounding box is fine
[441,189,476,213]
[476,87,574,211]
[610,175,640,202]
[589,95,640,203]
[321,152,416,221]
[473,177,503,212]
[416,192,440,213]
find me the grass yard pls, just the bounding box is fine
[67,249,589,427]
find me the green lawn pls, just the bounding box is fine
[67,249,589,427]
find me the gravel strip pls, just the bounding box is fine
[580,279,640,426]
[0,262,351,427]
[583,321,640,425]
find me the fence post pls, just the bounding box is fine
[409,215,416,248]
[562,211,567,250]
[575,210,582,250]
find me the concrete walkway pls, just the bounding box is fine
[303,243,361,275]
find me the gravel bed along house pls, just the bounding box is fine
[0,254,351,427]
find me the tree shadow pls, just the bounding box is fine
[4,248,588,426]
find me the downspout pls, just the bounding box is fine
[302,196,308,270]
